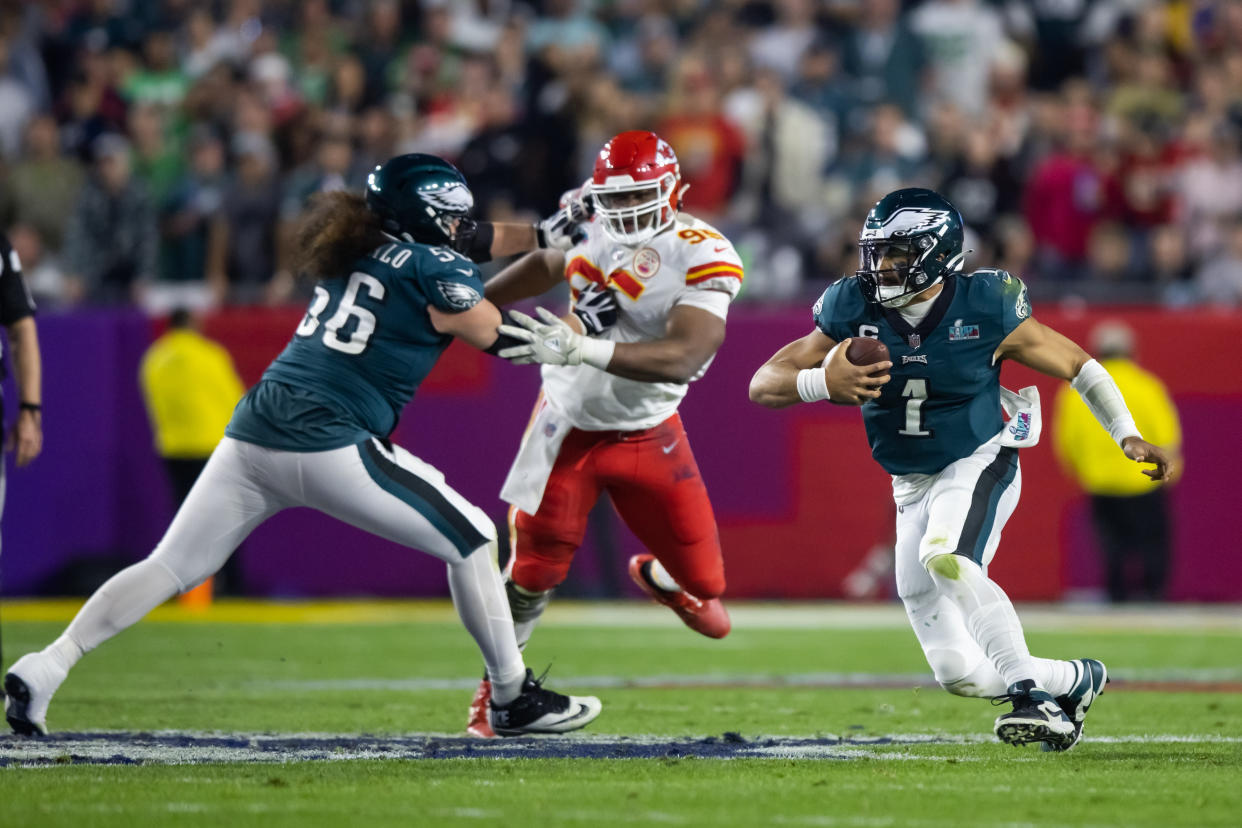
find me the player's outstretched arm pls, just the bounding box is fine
[495,303,723,383]
[428,299,516,353]
[451,214,582,263]
[998,318,1175,482]
[750,330,890,408]
[994,317,1091,381]
[483,249,566,307]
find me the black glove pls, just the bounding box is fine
[571,282,619,336]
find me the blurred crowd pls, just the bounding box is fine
[4,0,1242,310]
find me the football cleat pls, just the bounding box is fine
[628,554,731,639]
[992,679,1076,749]
[1041,658,1109,753]
[4,652,68,737]
[466,676,496,739]
[489,669,602,737]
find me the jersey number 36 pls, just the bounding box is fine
[296,272,386,355]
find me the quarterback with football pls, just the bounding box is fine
[750,188,1174,750]
[467,130,742,737]
[4,154,601,738]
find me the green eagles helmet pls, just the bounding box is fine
[365,153,474,245]
[856,188,965,307]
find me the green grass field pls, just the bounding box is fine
[1,600,1240,827]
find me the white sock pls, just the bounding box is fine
[1029,656,1078,698]
[45,634,85,673]
[447,542,525,705]
[647,559,681,593]
[64,558,183,653]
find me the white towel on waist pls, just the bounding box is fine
[500,398,571,515]
[993,385,1041,448]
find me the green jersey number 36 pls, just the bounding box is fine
[296,271,386,355]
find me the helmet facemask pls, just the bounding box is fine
[592,173,677,246]
[857,234,948,308]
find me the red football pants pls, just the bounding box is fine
[510,413,725,599]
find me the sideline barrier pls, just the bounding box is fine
[2,305,1236,600]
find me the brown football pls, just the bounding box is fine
[845,337,890,368]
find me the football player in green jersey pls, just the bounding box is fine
[750,188,1174,750]
[4,154,602,738]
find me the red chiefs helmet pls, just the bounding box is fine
[590,130,681,245]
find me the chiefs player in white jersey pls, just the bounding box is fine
[465,130,744,737]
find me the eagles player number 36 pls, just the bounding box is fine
[296,271,387,355]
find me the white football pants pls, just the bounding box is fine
[895,443,1020,697]
[894,442,1078,698]
[53,436,525,693]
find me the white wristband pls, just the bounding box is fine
[1071,359,1141,447]
[579,337,616,371]
[797,366,831,403]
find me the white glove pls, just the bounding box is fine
[535,180,593,251]
[537,208,587,251]
[560,179,594,219]
[498,307,615,369]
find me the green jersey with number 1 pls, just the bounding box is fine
[812,269,1030,476]
[225,241,485,451]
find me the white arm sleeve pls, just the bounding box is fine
[1070,359,1141,447]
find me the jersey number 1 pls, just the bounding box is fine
[296,272,386,355]
[898,378,932,437]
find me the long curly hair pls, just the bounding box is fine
[294,191,387,279]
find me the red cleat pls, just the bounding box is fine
[627,554,731,639]
[466,677,496,738]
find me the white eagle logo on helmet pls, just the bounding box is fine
[862,207,951,240]
[421,182,474,212]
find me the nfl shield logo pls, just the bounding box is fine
[908,333,921,349]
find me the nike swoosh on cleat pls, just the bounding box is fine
[554,704,594,725]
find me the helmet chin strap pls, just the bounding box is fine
[879,279,942,308]
[878,288,917,308]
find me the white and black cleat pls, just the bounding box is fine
[489,669,602,737]
[4,652,66,737]
[1041,658,1109,753]
[993,678,1076,749]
